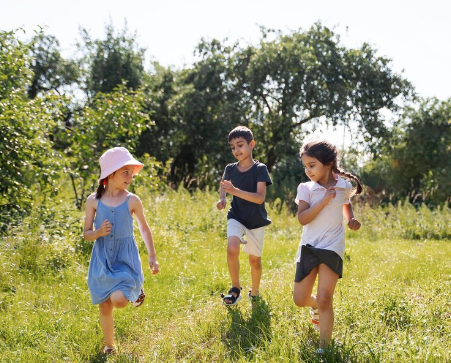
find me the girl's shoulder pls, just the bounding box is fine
[85,193,98,210]
[128,193,143,206]
[86,192,98,204]
[297,181,315,190]
[335,176,353,192]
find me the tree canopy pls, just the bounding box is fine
[138,24,413,188]
[0,21,449,230]
[0,30,64,229]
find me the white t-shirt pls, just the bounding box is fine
[294,176,352,262]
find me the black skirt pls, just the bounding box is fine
[294,244,343,282]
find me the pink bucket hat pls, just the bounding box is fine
[99,147,144,181]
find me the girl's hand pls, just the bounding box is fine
[97,219,112,237]
[220,180,236,195]
[217,199,227,210]
[322,187,337,205]
[148,256,159,274]
[347,218,361,231]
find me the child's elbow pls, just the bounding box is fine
[256,195,266,204]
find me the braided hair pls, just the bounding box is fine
[96,178,107,199]
[300,139,362,195]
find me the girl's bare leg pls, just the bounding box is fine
[110,290,129,308]
[99,299,114,348]
[316,264,339,348]
[99,291,129,349]
[293,265,319,308]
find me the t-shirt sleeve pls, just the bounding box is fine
[295,183,310,205]
[343,180,353,204]
[257,163,272,186]
[223,164,233,181]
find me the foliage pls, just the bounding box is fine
[0,30,64,230]
[55,84,152,208]
[136,23,413,193]
[78,22,146,97]
[27,31,80,99]
[138,41,242,188]
[362,98,451,205]
[137,63,178,164]
[236,23,413,171]
[352,201,451,241]
[1,22,449,216]
[1,190,451,362]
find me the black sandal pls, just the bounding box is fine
[248,290,261,302]
[221,287,242,306]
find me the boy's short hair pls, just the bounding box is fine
[228,126,254,143]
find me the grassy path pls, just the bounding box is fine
[1,191,450,362]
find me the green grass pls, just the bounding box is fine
[1,189,450,362]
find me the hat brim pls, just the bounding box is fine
[99,159,144,181]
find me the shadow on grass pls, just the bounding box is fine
[298,334,381,363]
[87,350,141,363]
[221,297,272,361]
[87,350,109,363]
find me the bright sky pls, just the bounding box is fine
[2,0,450,101]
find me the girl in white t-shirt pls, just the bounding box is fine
[293,139,362,354]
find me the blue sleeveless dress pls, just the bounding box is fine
[87,194,144,305]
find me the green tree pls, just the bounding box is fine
[239,23,413,172]
[144,23,412,192]
[27,31,80,99]
[79,23,146,98]
[0,30,64,230]
[137,63,178,165]
[362,98,451,205]
[56,84,151,208]
[138,40,242,188]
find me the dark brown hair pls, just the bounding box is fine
[228,126,254,143]
[95,179,107,199]
[300,139,362,195]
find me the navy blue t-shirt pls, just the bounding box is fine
[223,160,272,229]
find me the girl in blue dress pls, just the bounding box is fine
[83,147,159,354]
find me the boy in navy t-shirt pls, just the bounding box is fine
[217,126,272,305]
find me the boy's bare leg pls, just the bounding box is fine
[249,255,262,296]
[227,236,242,298]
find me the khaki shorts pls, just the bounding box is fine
[227,219,265,257]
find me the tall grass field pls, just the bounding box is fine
[1,189,450,362]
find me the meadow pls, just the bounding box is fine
[1,188,450,362]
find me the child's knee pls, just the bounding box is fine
[249,255,261,269]
[293,293,309,307]
[99,300,113,314]
[110,291,128,308]
[316,291,333,309]
[227,238,241,255]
